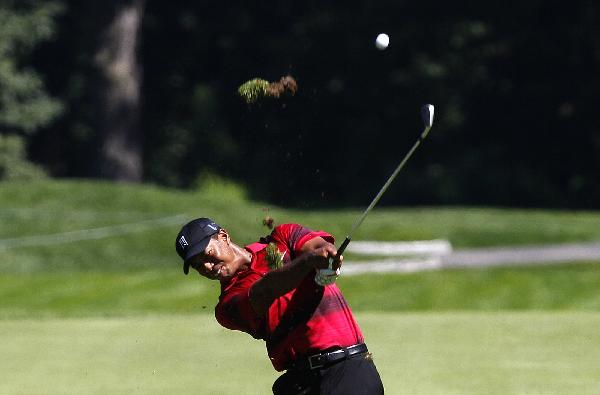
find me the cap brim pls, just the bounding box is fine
[182,237,211,275]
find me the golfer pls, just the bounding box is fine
[175,218,384,394]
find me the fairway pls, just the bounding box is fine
[2,312,599,394]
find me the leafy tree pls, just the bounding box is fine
[0,0,63,180]
[29,1,600,208]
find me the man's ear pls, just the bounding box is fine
[218,228,230,244]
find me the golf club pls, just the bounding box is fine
[315,104,435,285]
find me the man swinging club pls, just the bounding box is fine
[175,218,384,394]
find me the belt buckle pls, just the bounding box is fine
[308,354,324,370]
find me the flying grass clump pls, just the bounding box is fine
[262,208,274,230]
[238,75,297,104]
[265,242,285,270]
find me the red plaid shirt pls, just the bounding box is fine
[215,224,364,371]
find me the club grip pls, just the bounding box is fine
[336,237,351,257]
[314,236,351,286]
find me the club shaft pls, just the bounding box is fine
[336,124,432,257]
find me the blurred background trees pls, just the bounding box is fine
[4,1,600,208]
[0,0,62,180]
[92,0,145,182]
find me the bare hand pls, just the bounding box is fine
[306,244,343,270]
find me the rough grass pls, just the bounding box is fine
[2,180,600,273]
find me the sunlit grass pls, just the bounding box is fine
[1,313,599,394]
[2,263,600,318]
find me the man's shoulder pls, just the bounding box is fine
[220,269,263,297]
[271,223,304,234]
[270,223,312,239]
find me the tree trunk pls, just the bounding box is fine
[94,0,145,182]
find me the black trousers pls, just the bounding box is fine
[272,355,384,394]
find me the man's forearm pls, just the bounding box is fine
[249,255,313,316]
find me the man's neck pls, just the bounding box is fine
[230,243,252,274]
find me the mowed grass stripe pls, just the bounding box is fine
[340,262,600,311]
[2,263,600,318]
[0,271,219,317]
[1,312,599,394]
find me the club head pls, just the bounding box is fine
[421,104,434,128]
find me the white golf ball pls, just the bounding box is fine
[375,33,389,50]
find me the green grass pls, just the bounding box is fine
[3,180,600,393]
[1,312,599,394]
[2,180,600,273]
[340,263,600,311]
[2,263,600,318]
[1,178,600,316]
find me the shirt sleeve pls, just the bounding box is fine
[215,271,265,339]
[272,224,335,257]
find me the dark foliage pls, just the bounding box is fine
[30,1,600,208]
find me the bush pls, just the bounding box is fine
[192,171,248,202]
[0,134,47,180]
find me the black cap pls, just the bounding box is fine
[175,218,221,275]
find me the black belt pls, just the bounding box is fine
[287,343,369,371]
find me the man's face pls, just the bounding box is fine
[188,232,236,281]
